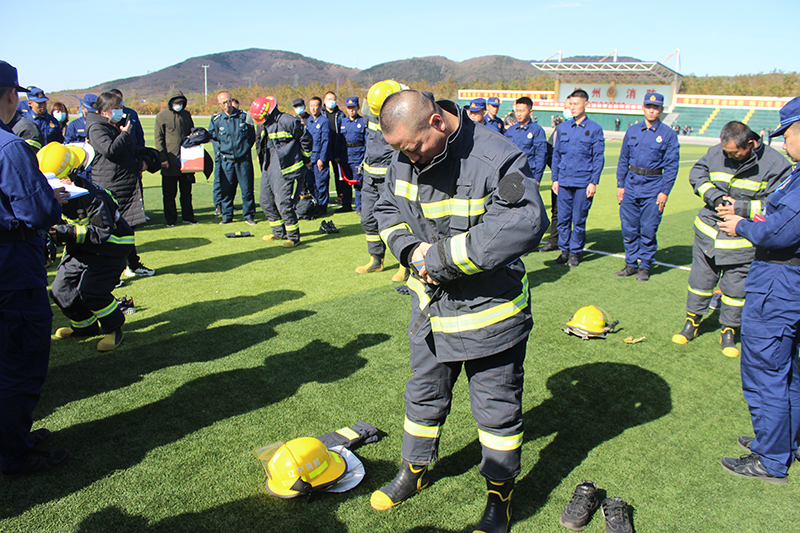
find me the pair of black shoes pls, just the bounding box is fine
[554,252,580,267]
[614,265,650,282]
[0,429,69,480]
[319,220,340,234]
[560,481,632,532]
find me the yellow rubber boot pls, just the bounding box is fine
[672,312,701,345]
[97,329,124,352]
[391,265,409,282]
[721,327,740,357]
[370,460,429,510]
[355,255,384,274]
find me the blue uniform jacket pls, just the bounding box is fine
[25,109,64,145]
[616,120,680,198]
[64,116,87,144]
[208,109,255,161]
[338,115,366,165]
[552,117,605,187]
[504,120,547,181]
[0,120,62,291]
[307,114,330,164]
[485,115,505,134]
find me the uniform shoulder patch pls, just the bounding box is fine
[498,172,525,204]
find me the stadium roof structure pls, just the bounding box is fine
[531,61,681,84]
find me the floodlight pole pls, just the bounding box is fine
[201,64,210,104]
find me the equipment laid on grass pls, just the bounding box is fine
[257,437,349,499]
[563,305,619,340]
[224,231,252,238]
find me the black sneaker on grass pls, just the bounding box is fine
[559,480,599,531]
[738,435,800,460]
[601,497,632,533]
[1,448,70,480]
[720,453,787,484]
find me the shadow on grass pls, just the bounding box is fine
[140,237,212,252]
[392,363,671,533]
[4,333,388,520]
[41,291,307,417]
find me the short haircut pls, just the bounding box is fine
[309,96,322,105]
[720,121,754,149]
[96,92,122,113]
[569,89,589,101]
[515,97,533,108]
[380,90,437,137]
[109,88,123,98]
[324,91,336,98]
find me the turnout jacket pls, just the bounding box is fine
[689,139,790,265]
[256,110,313,178]
[361,108,393,180]
[53,174,134,260]
[375,100,548,362]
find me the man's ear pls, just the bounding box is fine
[430,113,446,133]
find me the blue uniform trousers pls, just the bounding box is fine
[620,194,663,269]
[402,333,526,481]
[556,186,593,255]
[740,269,800,477]
[359,177,386,257]
[0,288,52,472]
[259,168,301,242]
[312,164,330,211]
[217,158,255,220]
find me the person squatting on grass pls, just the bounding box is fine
[372,89,548,532]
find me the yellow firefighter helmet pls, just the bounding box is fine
[563,305,619,340]
[367,79,403,116]
[265,437,347,498]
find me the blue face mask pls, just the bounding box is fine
[53,112,66,122]
[325,100,336,110]
[294,106,305,115]
[110,109,124,123]
[172,103,184,113]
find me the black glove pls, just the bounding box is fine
[318,421,381,450]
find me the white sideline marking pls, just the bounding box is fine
[585,248,690,271]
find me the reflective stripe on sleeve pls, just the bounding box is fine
[379,222,412,245]
[107,235,135,245]
[281,161,304,175]
[450,233,482,275]
[74,225,86,244]
[694,217,752,250]
[362,163,388,175]
[420,197,487,219]
[394,179,418,201]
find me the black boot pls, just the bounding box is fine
[672,312,701,345]
[474,479,514,533]
[721,326,740,358]
[370,459,429,510]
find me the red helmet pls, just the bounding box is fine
[250,96,278,124]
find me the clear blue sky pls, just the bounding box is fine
[2,0,798,93]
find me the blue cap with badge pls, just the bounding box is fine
[770,96,800,138]
[346,96,359,107]
[82,94,97,112]
[27,86,49,103]
[643,93,664,107]
[0,61,29,93]
[469,98,486,112]
[487,97,501,106]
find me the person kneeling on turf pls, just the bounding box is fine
[38,143,134,352]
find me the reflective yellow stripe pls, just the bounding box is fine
[379,222,412,245]
[450,233,482,275]
[407,276,429,310]
[430,273,529,333]
[268,131,293,140]
[281,161,303,175]
[93,300,118,319]
[335,427,360,441]
[478,429,523,452]
[306,460,329,480]
[421,197,487,219]
[395,179,418,201]
[368,121,382,132]
[694,217,752,249]
[362,163,388,175]
[404,417,441,439]
[721,294,745,307]
[74,225,86,244]
[303,150,312,158]
[709,171,734,184]
[269,220,284,227]
[688,285,714,297]
[730,178,767,192]
[26,139,42,151]
[366,234,382,242]
[107,235,134,245]
[750,200,762,219]
[285,222,299,232]
[697,182,714,196]
[71,316,97,328]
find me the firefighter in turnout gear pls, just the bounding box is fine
[673,121,790,357]
[39,143,134,352]
[371,90,548,533]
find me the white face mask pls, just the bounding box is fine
[53,112,66,122]
[172,103,184,113]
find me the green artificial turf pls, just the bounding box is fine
[1,126,798,532]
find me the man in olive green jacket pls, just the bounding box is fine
[155,89,195,226]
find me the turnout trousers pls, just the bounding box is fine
[402,333,526,482]
[685,240,749,327]
[556,186,593,255]
[259,167,300,242]
[740,275,800,477]
[0,288,52,471]
[218,158,255,220]
[50,253,127,334]
[620,194,664,270]
[359,177,387,257]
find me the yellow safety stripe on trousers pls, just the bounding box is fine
[749,200,762,219]
[268,131,293,140]
[281,160,304,175]
[93,299,118,319]
[269,219,285,228]
[335,427,360,441]
[394,179,418,201]
[430,273,529,334]
[720,294,745,307]
[697,182,715,196]
[366,234,382,242]
[709,171,768,192]
[362,163,388,175]
[687,285,714,297]
[478,429,524,452]
[285,222,299,232]
[404,417,441,439]
[107,235,135,245]
[421,197,487,219]
[74,224,87,244]
[379,222,412,245]
[367,121,382,132]
[450,233,482,275]
[71,315,97,328]
[694,217,753,250]
[303,150,312,158]
[407,276,429,311]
